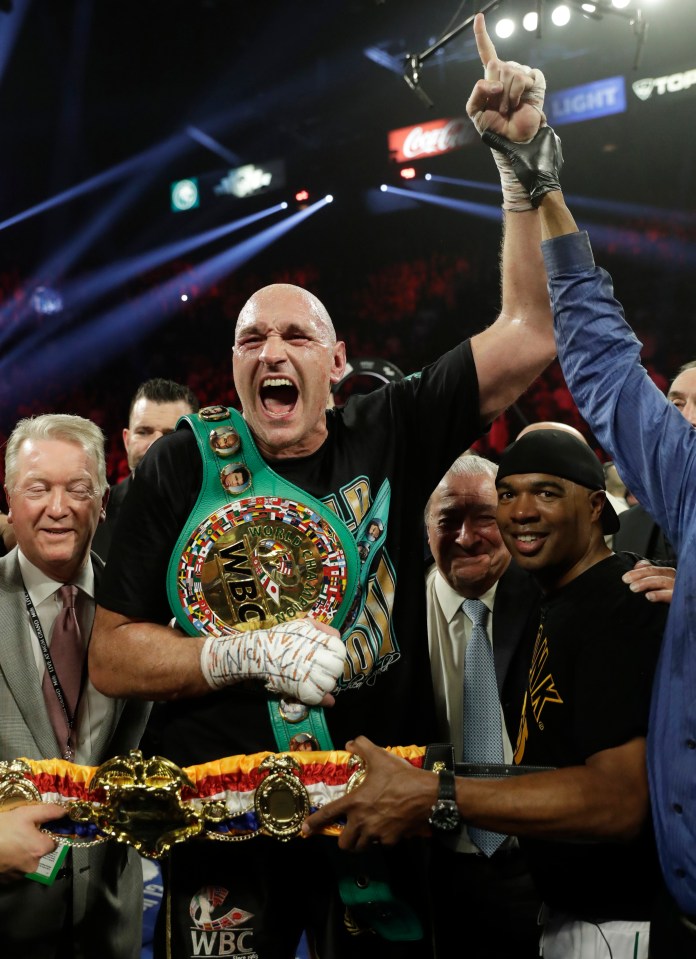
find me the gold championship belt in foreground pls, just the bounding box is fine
[0,747,424,859]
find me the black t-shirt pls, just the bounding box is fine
[98,340,482,765]
[91,474,131,562]
[504,553,667,920]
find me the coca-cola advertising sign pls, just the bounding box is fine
[388,117,475,163]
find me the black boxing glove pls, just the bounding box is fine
[482,125,563,207]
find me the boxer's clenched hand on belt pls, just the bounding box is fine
[200,618,346,706]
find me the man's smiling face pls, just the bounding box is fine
[496,472,603,591]
[427,469,510,597]
[232,284,346,460]
[6,437,106,582]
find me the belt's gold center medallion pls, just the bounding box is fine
[175,497,349,633]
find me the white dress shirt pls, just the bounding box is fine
[425,564,516,853]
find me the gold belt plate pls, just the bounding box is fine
[175,498,350,634]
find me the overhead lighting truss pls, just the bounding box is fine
[403,0,650,108]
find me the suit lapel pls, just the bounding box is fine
[0,551,127,764]
[0,553,63,759]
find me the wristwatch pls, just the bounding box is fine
[428,767,460,832]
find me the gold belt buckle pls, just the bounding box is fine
[255,754,310,841]
[68,750,205,858]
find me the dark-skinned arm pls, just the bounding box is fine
[302,734,649,852]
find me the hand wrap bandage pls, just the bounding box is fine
[509,62,546,117]
[200,620,346,706]
[490,149,536,213]
[470,64,547,212]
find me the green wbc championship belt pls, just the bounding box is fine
[166,405,361,752]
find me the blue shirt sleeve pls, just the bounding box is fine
[544,230,696,919]
[542,230,696,556]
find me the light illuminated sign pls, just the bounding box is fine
[387,118,475,163]
[547,77,626,127]
[632,68,696,101]
[170,178,200,212]
[214,160,285,199]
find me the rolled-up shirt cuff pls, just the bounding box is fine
[542,230,595,277]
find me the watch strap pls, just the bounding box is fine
[436,767,456,802]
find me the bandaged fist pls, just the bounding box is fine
[466,13,546,143]
[200,618,346,706]
[259,619,346,704]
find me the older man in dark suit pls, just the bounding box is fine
[0,412,150,959]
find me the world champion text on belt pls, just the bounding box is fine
[174,497,350,635]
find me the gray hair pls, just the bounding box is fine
[672,359,696,387]
[5,414,107,494]
[424,450,498,524]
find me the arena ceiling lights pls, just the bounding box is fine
[490,0,649,42]
[403,0,654,107]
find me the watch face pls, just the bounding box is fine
[429,800,460,832]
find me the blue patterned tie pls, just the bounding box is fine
[462,598,507,857]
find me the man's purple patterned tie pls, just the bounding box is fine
[42,585,83,759]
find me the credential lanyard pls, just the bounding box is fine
[23,588,84,761]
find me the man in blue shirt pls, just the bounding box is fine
[470,51,696,959]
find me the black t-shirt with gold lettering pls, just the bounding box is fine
[504,553,667,920]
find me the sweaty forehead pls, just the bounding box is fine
[235,284,334,344]
[18,438,97,479]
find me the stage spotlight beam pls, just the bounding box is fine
[0,130,190,233]
[186,126,241,166]
[380,183,503,223]
[0,203,288,355]
[0,198,335,408]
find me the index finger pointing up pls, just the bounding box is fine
[473,13,498,73]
